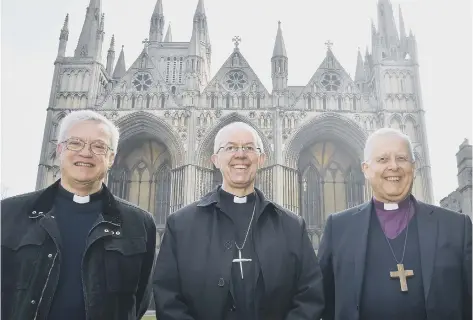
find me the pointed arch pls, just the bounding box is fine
[115,111,184,168]
[285,113,367,169]
[388,114,402,130]
[195,112,273,167]
[404,115,418,142]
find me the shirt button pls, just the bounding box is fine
[224,241,233,250]
[218,278,225,287]
[104,229,109,233]
[115,231,121,236]
[31,300,36,305]
[48,254,53,258]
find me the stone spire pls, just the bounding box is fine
[164,23,172,42]
[113,46,126,79]
[149,0,165,43]
[272,21,287,58]
[74,0,102,60]
[106,35,115,75]
[57,13,69,58]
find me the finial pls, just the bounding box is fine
[142,38,150,48]
[325,40,333,50]
[278,20,281,27]
[64,13,69,27]
[232,36,241,49]
[110,35,115,47]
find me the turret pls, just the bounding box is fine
[149,0,165,43]
[57,14,69,58]
[271,21,288,92]
[106,35,115,75]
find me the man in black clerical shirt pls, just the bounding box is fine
[1,110,157,320]
[154,122,325,320]
[318,128,472,320]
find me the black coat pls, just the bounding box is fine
[1,180,157,320]
[318,200,472,320]
[153,187,325,320]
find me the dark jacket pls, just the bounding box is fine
[1,180,157,320]
[153,187,325,320]
[318,199,472,320]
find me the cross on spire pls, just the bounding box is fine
[232,36,241,49]
[325,40,334,50]
[142,38,151,48]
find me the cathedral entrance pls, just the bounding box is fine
[298,140,365,249]
[109,135,172,227]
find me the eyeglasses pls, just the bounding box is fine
[218,145,261,154]
[61,138,112,155]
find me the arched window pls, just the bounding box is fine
[299,141,364,228]
[155,164,171,225]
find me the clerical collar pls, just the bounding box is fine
[218,187,256,204]
[373,195,411,211]
[57,184,103,204]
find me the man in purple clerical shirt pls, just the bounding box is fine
[318,128,472,320]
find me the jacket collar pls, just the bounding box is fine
[28,179,122,226]
[197,185,274,212]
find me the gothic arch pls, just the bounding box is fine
[195,112,273,168]
[285,112,367,168]
[388,113,402,129]
[115,111,184,168]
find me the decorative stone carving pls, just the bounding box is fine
[102,111,119,121]
[196,127,207,140]
[214,109,222,118]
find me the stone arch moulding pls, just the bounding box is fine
[284,112,368,169]
[114,111,185,168]
[195,112,274,168]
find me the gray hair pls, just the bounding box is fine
[363,127,415,163]
[213,122,264,154]
[57,110,120,151]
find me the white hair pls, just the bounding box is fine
[363,127,415,163]
[57,110,120,151]
[213,122,264,154]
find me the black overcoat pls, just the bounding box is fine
[153,187,325,320]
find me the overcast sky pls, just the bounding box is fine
[1,0,472,204]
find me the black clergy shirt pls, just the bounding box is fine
[217,188,262,320]
[47,185,102,320]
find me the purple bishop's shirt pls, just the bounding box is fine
[373,196,415,240]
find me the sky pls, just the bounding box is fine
[1,0,472,204]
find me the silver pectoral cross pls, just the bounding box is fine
[232,249,252,279]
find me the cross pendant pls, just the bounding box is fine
[232,249,252,279]
[390,263,414,292]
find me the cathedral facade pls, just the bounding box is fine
[36,0,434,249]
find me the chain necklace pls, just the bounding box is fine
[383,201,412,264]
[235,195,257,251]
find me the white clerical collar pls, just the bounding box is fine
[383,202,399,210]
[233,196,247,204]
[73,194,91,204]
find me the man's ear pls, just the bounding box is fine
[56,143,63,157]
[211,154,220,169]
[258,153,266,169]
[108,152,116,169]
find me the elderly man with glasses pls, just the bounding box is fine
[153,121,325,320]
[1,110,157,320]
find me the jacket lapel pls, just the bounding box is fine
[415,201,437,302]
[353,202,372,306]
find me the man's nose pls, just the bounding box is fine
[78,144,93,157]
